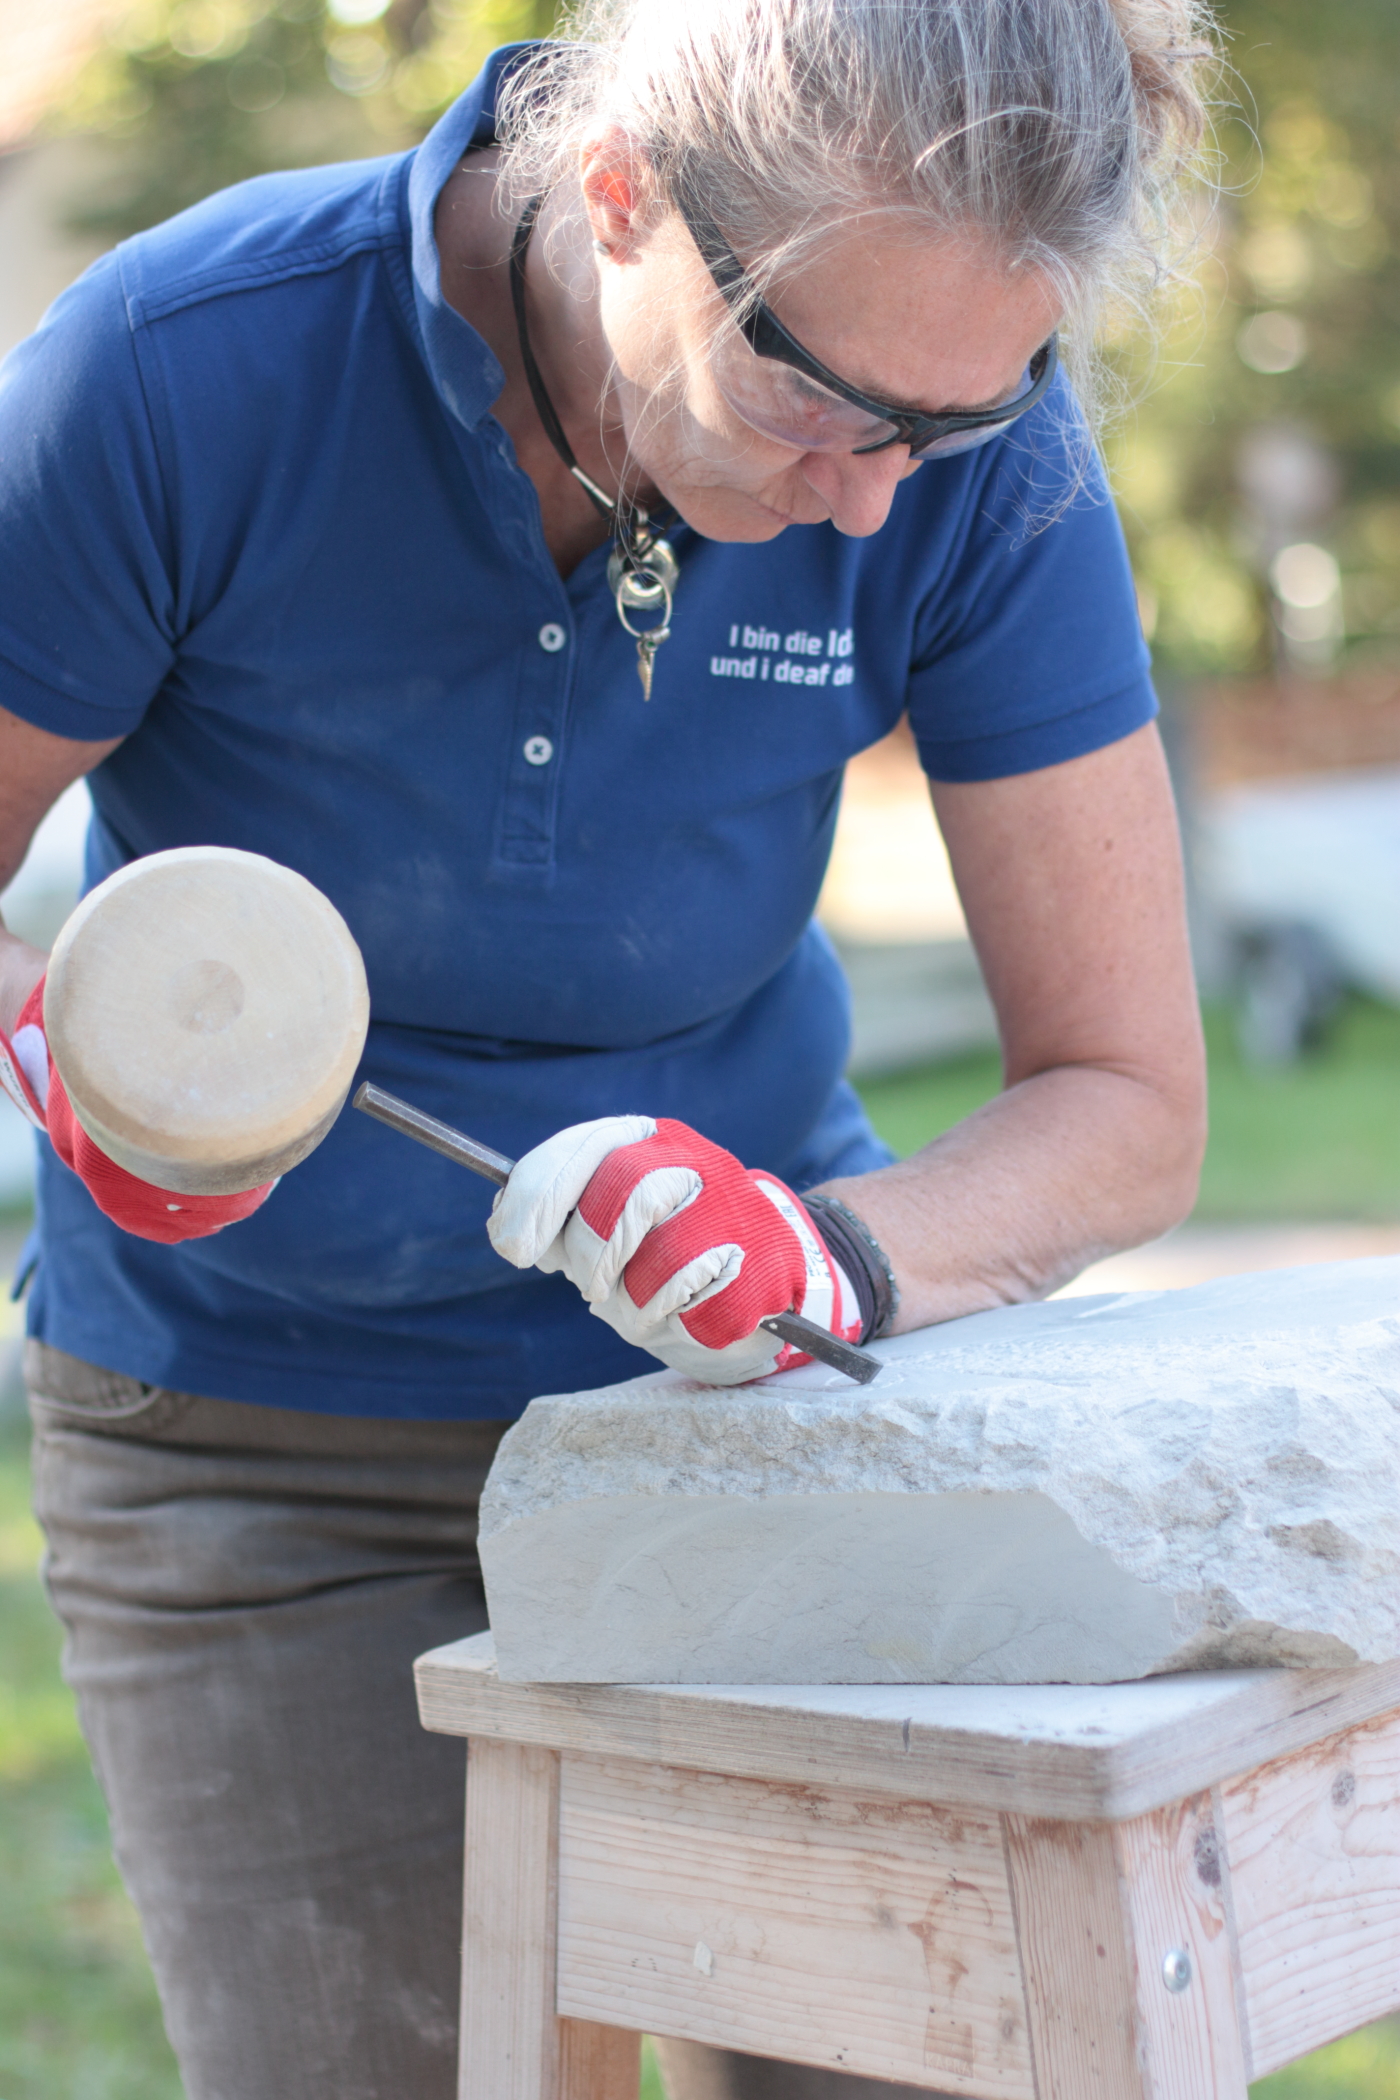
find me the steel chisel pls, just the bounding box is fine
[353,1081,882,1385]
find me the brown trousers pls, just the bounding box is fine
[28,1340,953,2100]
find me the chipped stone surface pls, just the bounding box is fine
[478,1258,1400,1685]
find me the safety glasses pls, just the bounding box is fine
[675,189,1058,460]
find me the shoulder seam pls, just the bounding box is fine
[131,226,392,327]
[107,246,180,637]
[124,156,407,328]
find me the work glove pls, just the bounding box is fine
[487,1115,862,1385]
[0,976,273,1244]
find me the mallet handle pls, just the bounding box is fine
[352,1082,882,1385]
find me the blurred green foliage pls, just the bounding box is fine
[1106,0,1400,673]
[1253,2023,1400,2100]
[51,0,555,234]
[858,997,1400,1221]
[48,0,1400,679]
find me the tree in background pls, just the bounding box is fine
[1108,0,1400,676]
[50,0,1400,682]
[52,0,554,232]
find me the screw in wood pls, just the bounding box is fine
[1162,1948,1193,1992]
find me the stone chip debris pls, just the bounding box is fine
[479,1257,1400,1684]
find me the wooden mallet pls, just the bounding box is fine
[45,847,370,1194]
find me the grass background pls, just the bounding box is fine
[0,992,1396,2094]
[860,998,1400,1222]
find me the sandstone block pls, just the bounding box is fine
[479,1257,1400,1684]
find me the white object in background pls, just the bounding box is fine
[820,726,997,1073]
[0,777,91,934]
[1059,1222,1400,1298]
[819,722,966,944]
[0,1113,34,1207]
[480,1256,1400,1686]
[831,933,997,1077]
[0,139,105,348]
[819,788,967,943]
[1199,765,1400,1002]
[0,779,91,1203]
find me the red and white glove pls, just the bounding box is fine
[0,976,273,1245]
[487,1115,863,1385]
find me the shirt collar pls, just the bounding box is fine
[407,43,541,429]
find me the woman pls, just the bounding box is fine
[0,0,1211,2092]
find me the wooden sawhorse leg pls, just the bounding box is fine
[460,1737,640,2100]
[1006,1800,1250,2098]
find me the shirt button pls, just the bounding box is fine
[538,622,567,653]
[523,735,554,766]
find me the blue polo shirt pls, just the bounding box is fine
[0,49,1154,1418]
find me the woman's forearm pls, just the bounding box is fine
[820,727,1207,1334]
[815,1054,1205,1333]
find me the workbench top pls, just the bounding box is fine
[416,1630,1400,1821]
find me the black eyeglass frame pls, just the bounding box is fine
[674,189,1059,457]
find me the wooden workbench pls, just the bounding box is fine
[416,1633,1400,2099]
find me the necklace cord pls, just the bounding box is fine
[507,194,675,562]
[508,195,616,523]
[507,193,680,693]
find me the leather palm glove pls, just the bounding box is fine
[487,1114,863,1385]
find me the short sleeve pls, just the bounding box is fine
[0,252,175,739]
[905,386,1155,782]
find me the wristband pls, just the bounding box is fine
[803,1193,900,1343]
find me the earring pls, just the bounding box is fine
[594,240,610,257]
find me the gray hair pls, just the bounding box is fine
[496,0,1216,436]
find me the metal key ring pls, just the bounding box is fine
[612,571,674,642]
[616,597,672,645]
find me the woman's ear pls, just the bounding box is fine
[579,124,652,262]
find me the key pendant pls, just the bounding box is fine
[609,537,678,702]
